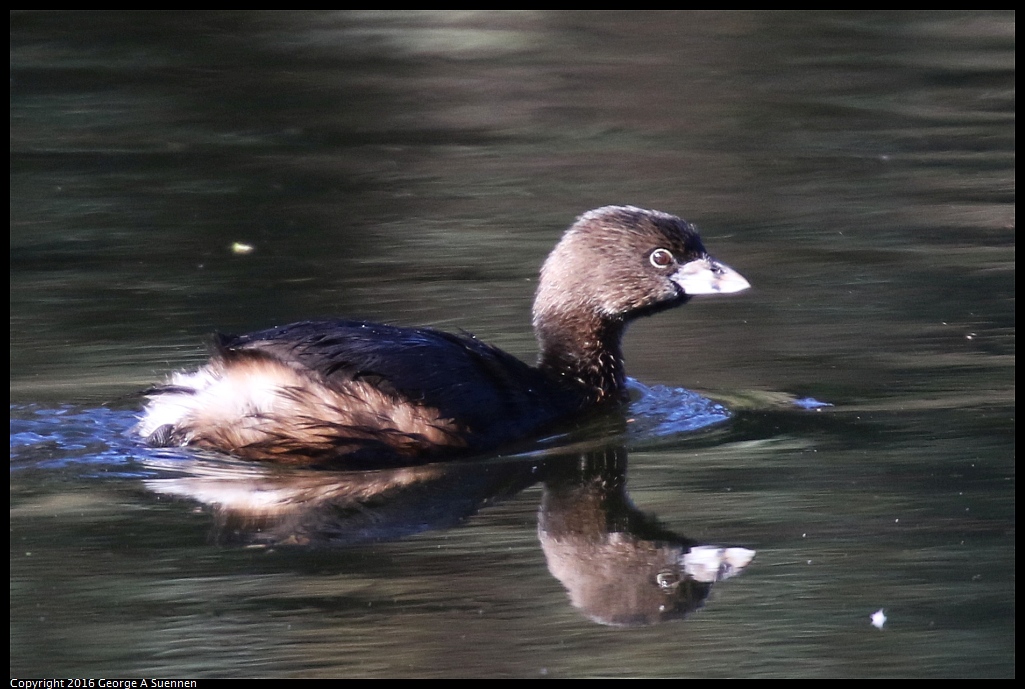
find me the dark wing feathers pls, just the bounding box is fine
[216,320,581,450]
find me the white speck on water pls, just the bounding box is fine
[871,609,887,629]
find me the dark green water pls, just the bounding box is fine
[11,11,1014,677]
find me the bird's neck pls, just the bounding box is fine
[534,307,628,403]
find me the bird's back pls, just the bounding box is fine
[139,320,584,465]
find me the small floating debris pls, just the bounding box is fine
[231,242,255,255]
[871,608,887,629]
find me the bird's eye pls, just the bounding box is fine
[649,248,674,268]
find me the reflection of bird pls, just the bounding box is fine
[539,449,755,627]
[142,454,542,547]
[138,206,749,465]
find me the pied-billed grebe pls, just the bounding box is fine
[137,206,749,464]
